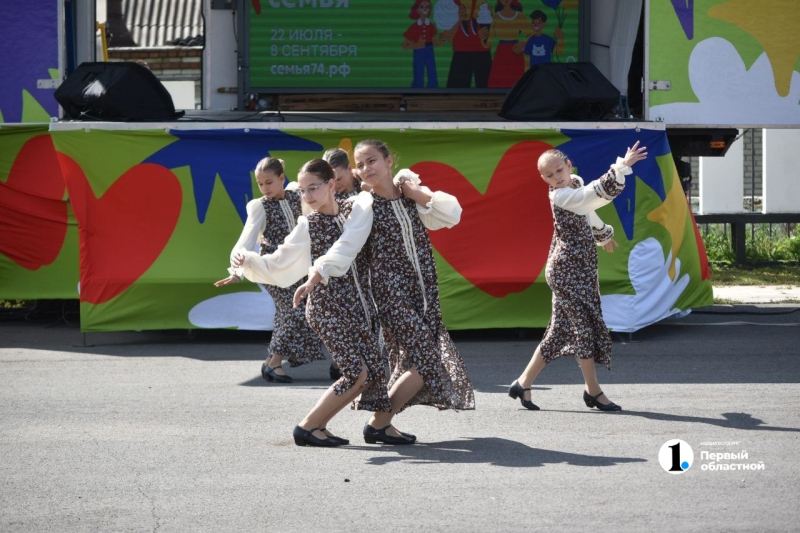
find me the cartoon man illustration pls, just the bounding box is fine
[440,0,493,88]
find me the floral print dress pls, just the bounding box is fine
[313,177,475,412]
[305,198,391,411]
[367,193,475,412]
[539,164,628,370]
[258,191,325,366]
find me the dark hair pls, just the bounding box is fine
[530,9,547,22]
[322,147,351,170]
[538,148,569,170]
[299,158,335,182]
[354,139,393,161]
[254,157,285,176]
[409,0,431,20]
[495,0,523,13]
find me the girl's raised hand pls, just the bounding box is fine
[622,141,648,167]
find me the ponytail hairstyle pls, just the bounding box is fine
[299,158,335,182]
[254,157,285,177]
[322,147,351,170]
[354,139,396,168]
[537,149,570,172]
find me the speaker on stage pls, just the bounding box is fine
[55,62,185,121]
[499,62,620,121]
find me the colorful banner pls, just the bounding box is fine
[0,1,60,123]
[0,125,79,299]
[247,0,580,90]
[648,0,800,125]
[46,125,712,333]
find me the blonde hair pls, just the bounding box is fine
[537,149,569,172]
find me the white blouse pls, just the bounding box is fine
[232,217,314,288]
[313,169,462,284]
[550,159,631,246]
[226,183,299,278]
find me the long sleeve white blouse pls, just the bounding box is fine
[313,170,462,284]
[233,217,312,288]
[226,183,300,278]
[550,158,631,246]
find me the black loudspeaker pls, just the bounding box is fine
[55,62,185,121]
[499,62,620,121]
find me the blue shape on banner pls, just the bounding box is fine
[558,129,669,241]
[0,2,60,122]
[144,129,322,223]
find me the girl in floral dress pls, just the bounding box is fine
[509,142,648,412]
[215,157,325,383]
[232,159,391,447]
[323,147,362,200]
[295,139,475,445]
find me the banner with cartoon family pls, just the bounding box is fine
[0,124,712,333]
[246,0,580,90]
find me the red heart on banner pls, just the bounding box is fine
[57,154,182,304]
[0,135,68,270]
[417,140,555,298]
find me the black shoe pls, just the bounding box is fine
[293,426,342,447]
[319,428,349,445]
[583,390,622,411]
[363,423,416,445]
[508,380,540,410]
[261,362,293,383]
[329,364,342,381]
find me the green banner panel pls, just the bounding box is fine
[48,126,711,332]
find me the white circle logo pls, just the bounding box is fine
[659,439,694,474]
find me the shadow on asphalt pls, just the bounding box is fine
[344,437,646,467]
[617,410,800,433]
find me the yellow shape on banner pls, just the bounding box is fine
[708,0,800,97]
[337,138,354,166]
[646,168,687,281]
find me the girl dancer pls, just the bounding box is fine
[296,139,475,445]
[215,157,325,383]
[233,159,391,447]
[509,142,648,412]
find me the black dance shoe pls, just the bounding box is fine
[363,423,416,445]
[583,390,622,411]
[329,364,342,381]
[261,362,293,383]
[293,426,342,447]
[508,380,540,410]
[319,428,349,445]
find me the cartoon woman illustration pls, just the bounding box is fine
[487,0,530,88]
[403,0,440,88]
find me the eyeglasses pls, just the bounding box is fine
[298,183,326,196]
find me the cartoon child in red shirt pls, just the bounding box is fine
[403,0,441,88]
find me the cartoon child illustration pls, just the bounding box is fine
[488,0,530,88]
[524,9,564,68]
[403,0,440,88]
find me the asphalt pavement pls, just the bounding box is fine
[1,298,799,532]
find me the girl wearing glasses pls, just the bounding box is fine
[323,147,363,199]
[215,157,325,384]
[508,142,648,412]
[232,158,391,447]
[294,139,475,445]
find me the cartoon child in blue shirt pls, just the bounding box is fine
[524,9,563,68]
